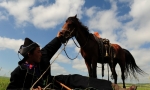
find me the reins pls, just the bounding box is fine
[63,42,81,60]
[72,32,90,48]
[63,28,90,60]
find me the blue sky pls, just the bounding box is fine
[0,0,150,83]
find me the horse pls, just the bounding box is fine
[60,15,147,88]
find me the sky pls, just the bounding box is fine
[0,0,150,84]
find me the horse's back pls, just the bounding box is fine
[111,44,124,55]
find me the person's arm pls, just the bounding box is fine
[41,36,62,63]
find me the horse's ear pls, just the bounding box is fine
[74,14,77,18]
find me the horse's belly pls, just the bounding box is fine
[97,56,110,63]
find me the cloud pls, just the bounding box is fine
[74,47,80,54]
[51,63,69,75]
[129,0,150,21]
[85,1,121,43]
[85,0,150,50]
[129,48,150,67]
[122,0,150,49]
[0,0,85,29]
[0,37,23,52]
[86,9,121,32]
[0,11,8,20]
[72,58,87,72]
[64,39,75,47]
[30,0,85,29]
[51,49,71,64]
[85,6,100,18]
[0,0,35,26]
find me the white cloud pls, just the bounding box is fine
[0,37,23,52]
[64,39,75,47]
[121,0,150,49]
[130,48,150,67]
[87,9,121,32]
[0,11,8,20]
[129,0,150,21]
[0,0,35,26]
[0,0,85,29]
[30,0,85,29]
[74,47,80,54]
[51,49,71,64]
[85,1,121,43]
[72,58,87,72]
[85,6,100,17]
[51,63,69,75]
[117,14,132,22]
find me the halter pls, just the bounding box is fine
[62,28,75,40]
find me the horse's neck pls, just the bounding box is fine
[75,30,89,48]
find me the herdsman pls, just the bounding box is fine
[7,31,112,90]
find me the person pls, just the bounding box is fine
[6,31,66,90]
[7,31,113,90]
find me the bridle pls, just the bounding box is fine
[62,28,75,41]
[62,26,90,60]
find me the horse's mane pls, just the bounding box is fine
[67,16,90,36]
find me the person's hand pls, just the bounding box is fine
[32,86,43,90]
[57,31,67,43]
[57,31,63,38]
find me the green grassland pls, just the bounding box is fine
[0,76,150,90]
[118,83,150,90]
[0,76,10,90]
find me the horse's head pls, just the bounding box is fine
[60,15,79,42]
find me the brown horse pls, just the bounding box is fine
[60,15,147,88]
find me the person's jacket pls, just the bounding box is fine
[7,37,62,90]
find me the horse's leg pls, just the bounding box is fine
[118,59,126,88]
[85,59,93,77]
[109,61,117,84]
[92,58,97,78]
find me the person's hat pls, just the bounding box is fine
[18,38,39,57]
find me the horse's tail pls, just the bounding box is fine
[123,48,147,80]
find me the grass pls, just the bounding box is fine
[135,83,150,90]
[0,76,10,90]
[0,76,150,90]
[117,83,150,90]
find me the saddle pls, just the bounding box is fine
[93,32,116,59]
[102,38,116,58]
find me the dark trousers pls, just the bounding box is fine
[51,74,113,90]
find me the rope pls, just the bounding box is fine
[72,33,89,48]
[63,45,81,60]
[30,46,65,90]
[63,33,90,61]
[43,83,52,90]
